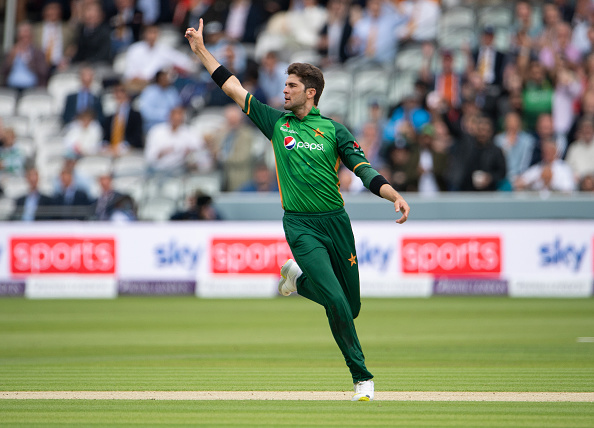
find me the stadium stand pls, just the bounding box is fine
[0,0,592,222]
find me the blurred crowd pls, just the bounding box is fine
[1,0,594,222]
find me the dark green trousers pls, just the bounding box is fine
[282,208,373,383]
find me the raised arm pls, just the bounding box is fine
[185,19,248,107]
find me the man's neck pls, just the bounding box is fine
[291,104,313,120]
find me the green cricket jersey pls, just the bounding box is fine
[243,93,380,212]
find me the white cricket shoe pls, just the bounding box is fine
[352,380,374,401]
[278,259,302,296]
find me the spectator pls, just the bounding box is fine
[239,162,279,192]
[33,1,74,73]
[472,26,506,89]
[0,129,26,177]
[52,154,93,196]
[109,194,138,222]
[258,51,288,109]
[145,106,206,175]
[138,70,182,133]
[137,0,160,25]
[539,21,582,71]
[384,139,412,192]
[53,167,93,220]
[570,0,592,55]
[406,123,449,194]
[433,50,462,110]
[459,117,507,192]
[63,109,104,156]
[318,0,353,67]
[511,0,542,41]
[1,22,49,91]
[210,104,262,191]
[70,1,112,64]
[471,26,506,121]
[261,0,327,54]
[222,0,267,44]
[170,191,222,220]
[579,174,594,191]
[355,121,386,173]
[521,61,554,132]
[103,83,144,153]
[109,0,144,54]
[12,167,54,221]
[553,63,582,142]
[62,65,104,125]
[565,117,594,181]
[92,172,127,220]
[349,0,406,66]
[397,0,440,46]
[383,93,430,144]
[494,111,536,185]
[204,21,248,78]
[531,113,567,165]
[123,24,196,93]
[515,138,576,193]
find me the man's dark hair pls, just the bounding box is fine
[287,63,325,106]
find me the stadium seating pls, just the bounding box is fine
[0,88,18,117]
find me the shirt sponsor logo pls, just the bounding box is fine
[283,137,325,152]
[211,238,292,274]
[11,237,116,275]
[401,236,501,275]
[284,136,296,150]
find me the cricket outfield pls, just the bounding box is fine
[0,297,592,426]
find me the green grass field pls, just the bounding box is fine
[0,297,593,427]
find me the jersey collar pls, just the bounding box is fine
[286,106,321,121]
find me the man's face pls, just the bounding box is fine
[170,108,185,128]
[43,3,61,22]
[283,74,311,111]
[99,175,112,192]
[26,170,39,190]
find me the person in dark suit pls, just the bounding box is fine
[472,26,506,88]
[62,65,104,125]
[12,167,54,221]
[318,0,353,66]
[54,167,92,220]
[103,82,144,153]
[71,1,112,64]
[91,172,126,220]
[472,26,507,123]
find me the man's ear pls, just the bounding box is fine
[306,88,316,100]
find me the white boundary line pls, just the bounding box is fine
[1,392,593,402]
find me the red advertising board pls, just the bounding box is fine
[401,236,501,275]
[211,237,292,274]
[11,237,117,275]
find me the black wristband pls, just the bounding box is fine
[369,175,390,197]
[211,65,233,88]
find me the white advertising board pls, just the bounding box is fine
[1,220,592,298]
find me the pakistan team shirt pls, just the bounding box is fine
[243,93,381,213]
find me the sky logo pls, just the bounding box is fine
[155,241,201,271]
[356,240,392,271]
[539,238,586,273]
[284,136,296,150]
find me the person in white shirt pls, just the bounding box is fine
[123,25,196,93]
[397,0,440,44]
[144,106,207,174]
[515,139,576,193]
[565,117,594,181]
[63,110,104,156]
